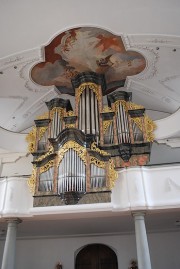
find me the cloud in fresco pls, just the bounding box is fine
[31,27,146,95]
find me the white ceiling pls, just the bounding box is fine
[0,0,180,154]
[0,210,180,239]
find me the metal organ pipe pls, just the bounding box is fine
[132,121,143,142]
[116,103,130,143]
[86,87,90,133]
[39,167,54,192]
[90,164,105,190]
[50,108,62,138]
[78,87,100,142]
[38,129,48,150]
[58,150,86,194]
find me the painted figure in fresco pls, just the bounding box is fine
[31,27,146,94]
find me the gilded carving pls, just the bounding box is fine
[27,165,36,194]
[39,126,48,141]
[127,102,144,110]
[26,125,48,153]
[131,115,156,142]
[26,127,36,153]
[89,157,117,189]
[90,156,105,168]
[108,159,118,189]
[102,106,114,113]
[35,145,54,162]
[76,82,100,103]
[39,160,54,174]
[114,100,144,114]
[65,110,75,117]
[114,100,127,113]
[144,115,156,142]
[65,123,76,128]
[103,120,113,134]
[91,142,110,156]
[50,107,64,120]
[57,140,87,166]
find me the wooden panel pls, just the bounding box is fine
[76,244,118,269]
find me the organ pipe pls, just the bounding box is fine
[57,149,86,194]
[78,86,100,142]
[27,73,154,200]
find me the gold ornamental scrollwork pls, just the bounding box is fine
[65,110,75,117]
[108,159,118,189]
[114,100,127,113]
[27,165,36,194]
[114,100,144,114]
[103,120,113,134]
[57,140,87,166]
[91,142,110,156]
[131,115,156,142]
[127,102,144,110]
[35,145,54,162]
[26,127,36,153]
[144,115,156,142]
[76,82,100,103]
[102,106,114,113]
[50,107,64,120]
[90,156,105,169]
[36,112,49,120]
[39,160,54,174]
[65,123,76,128]
[26,125,48,153]
[89,156,117,189]
[39,126,48,141]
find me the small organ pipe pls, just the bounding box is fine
[86,87,90,133]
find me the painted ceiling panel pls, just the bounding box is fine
[31,27,145,95]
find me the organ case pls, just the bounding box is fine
[27,72,155,206]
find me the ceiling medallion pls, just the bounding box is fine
[31,27,146,96]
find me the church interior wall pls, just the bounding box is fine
[1,231,180,269]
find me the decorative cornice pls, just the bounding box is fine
[122,34,159,81]
[157,138,180,148]
[0,48,42,70]
[160,74,180,93]
[126,80,162,99]
[123,34,180,48]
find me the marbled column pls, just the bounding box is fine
[1,218,22,269]
[132,212,152,269]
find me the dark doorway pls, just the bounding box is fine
[75,244,118,269]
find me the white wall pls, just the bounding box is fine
[1,154,33,177]
[0,231,180,269]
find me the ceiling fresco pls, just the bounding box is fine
[31,27,146,95]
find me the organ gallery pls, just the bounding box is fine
[26,72,155,206]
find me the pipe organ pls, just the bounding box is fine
[27,72,155,205]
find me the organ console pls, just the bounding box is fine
[26,72,156,205]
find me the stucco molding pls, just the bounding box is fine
[160,74,180,93]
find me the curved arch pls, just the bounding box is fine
[154,107,180,140]
[75,243,118,269]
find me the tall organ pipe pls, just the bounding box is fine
[116,103,130,143]
[78,87,100,142]
[58,150,86,193]
[50,108,63,138]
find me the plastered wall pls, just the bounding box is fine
[1,231,180,269]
